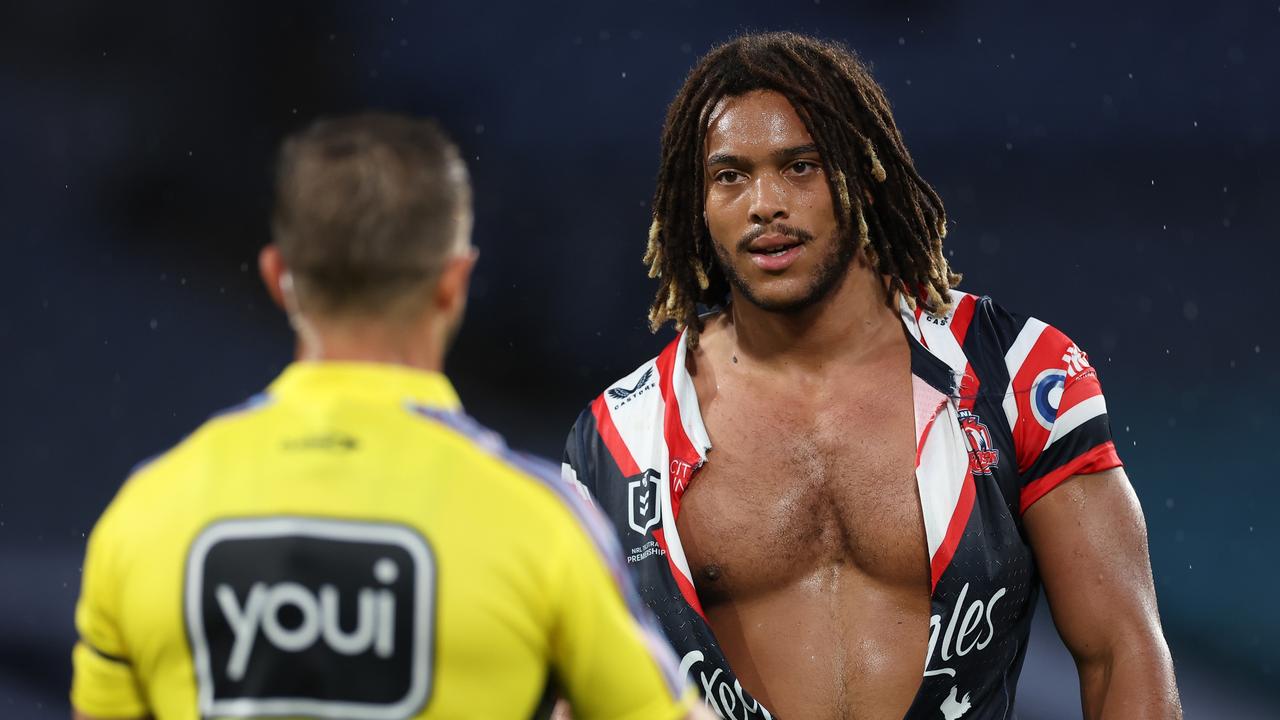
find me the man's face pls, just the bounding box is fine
[703,89,851,313]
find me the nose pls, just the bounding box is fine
[748,173,789,225]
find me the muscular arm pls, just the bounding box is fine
[1024,468,1181,719]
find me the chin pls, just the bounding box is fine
[739,280,828,314]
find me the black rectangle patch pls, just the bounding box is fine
[185,517,434,719]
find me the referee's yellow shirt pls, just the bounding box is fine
[72,362,692,720]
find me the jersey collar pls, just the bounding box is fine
[897,294,961,397]
[268,362,463,411]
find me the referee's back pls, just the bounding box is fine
[73,362,690,719]
[70,113,697,720]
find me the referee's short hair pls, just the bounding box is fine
[271,112,471,319]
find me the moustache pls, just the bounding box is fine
[737,224,815,252]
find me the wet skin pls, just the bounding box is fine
[675,90,931,719]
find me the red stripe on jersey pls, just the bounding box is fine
[928,363,981,589]
[1011,326,1073,471]
[1057,368,1105,418]
[654,528,705,619]
[1019,441,1123,513]
[949,293,978,347]
[930,468,976,591]
[656,337,699,519]
[590,394,641,477]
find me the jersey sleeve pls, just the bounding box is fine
[561,406,603,506]
[71,503,149,718]
[547,484,694,720]
[1002,316,1123,513]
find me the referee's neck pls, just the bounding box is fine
[294,316,448,374]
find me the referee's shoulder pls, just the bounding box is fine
[407,406,598,528]
[110,393,276,508]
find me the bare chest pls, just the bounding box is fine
[676,378,927,603]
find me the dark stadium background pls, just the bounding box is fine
[3,1,1276,717]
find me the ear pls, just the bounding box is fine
[433,247,480,315]
[258,245,289,310]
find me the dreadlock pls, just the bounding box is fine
[645,32,960,347]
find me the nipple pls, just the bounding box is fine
[702,564,723,583]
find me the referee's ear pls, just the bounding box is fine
[259,244,289,311]
[434,246,479,318]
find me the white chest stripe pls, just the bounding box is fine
[916,402,972,560]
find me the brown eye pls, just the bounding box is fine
[715,170,744,184]
[790,160,820,175]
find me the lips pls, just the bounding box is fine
[747,233,805,272]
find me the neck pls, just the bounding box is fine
[293,315,446,373]
[726,257,899,370]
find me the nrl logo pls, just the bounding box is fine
[627,468,662,536]
[607,368,655,402]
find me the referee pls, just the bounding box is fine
[71,113,704,720]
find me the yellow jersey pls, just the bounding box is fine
[72,362,692,720]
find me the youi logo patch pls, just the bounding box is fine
[185,517,435,719]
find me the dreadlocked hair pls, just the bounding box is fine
[645,32,960,347]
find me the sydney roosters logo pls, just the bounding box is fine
[957,410,999,475]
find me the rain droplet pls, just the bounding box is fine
[898,37,906,46]
[1165,498,1175,509]
[1005,142,1013,150]
[149,318,158,330]
[977,37,983,45]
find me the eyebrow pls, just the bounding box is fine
[706,144,820,167]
